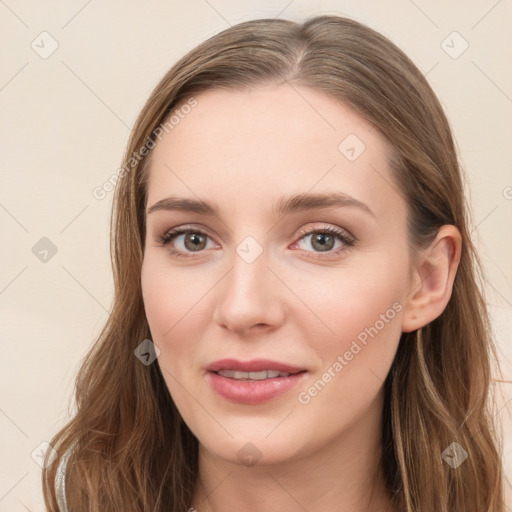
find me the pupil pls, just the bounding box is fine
[186,234,204,250]
[313,234,333,252]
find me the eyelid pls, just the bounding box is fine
[295,223,355,243]
[158,224,217,247]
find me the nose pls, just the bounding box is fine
[213,248,286,337]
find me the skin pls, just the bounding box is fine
[140,83,461,511]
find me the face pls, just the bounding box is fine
[141,84,413,466]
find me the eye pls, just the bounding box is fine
[157,226,216,258]
[292,224,355,258]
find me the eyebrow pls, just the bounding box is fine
[146,192,374,219]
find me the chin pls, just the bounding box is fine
[196,431,308,468]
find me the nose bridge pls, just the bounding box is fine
[213,238,284,333]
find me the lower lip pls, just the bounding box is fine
[207,371,307,405]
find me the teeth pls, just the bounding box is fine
[217,370,291,380]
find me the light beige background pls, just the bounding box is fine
[0,1,511,510]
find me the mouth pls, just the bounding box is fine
[205,358,308,404]
[213,369,306,380]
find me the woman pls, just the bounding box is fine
[43,14,506,512]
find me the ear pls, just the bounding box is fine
[401,225,462,333]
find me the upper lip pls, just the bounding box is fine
[206,358,306,374]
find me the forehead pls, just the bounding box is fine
[146,84,403,221]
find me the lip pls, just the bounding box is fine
[205,358,308,405]
[206,358,305,374]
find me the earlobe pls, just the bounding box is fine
[401,225,462,333]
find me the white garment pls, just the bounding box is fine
[55,448,70,512]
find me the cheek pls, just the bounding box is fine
[141,257,200,386]
[141,264,204,410]
[333,276,403,344]
[141,258,208,340]
[294,259,406,345]
[293,263,405,420]
[290,257,406,404]
[140,259,214,392]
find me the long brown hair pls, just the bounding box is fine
[42,15,507,511]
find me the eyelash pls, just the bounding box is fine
[157,224,356,259]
